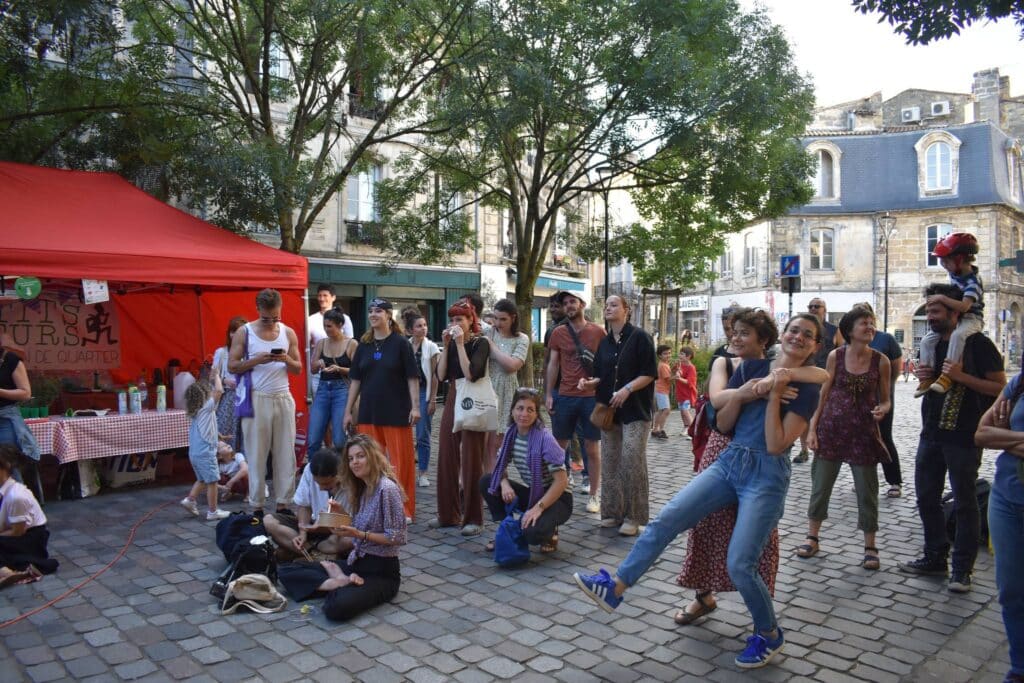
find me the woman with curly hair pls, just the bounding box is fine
[278,434,408,621]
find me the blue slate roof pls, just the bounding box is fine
[793,122,1022,215]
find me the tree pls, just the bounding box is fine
[852,0,1024,44]
[390,0,813,381]
[2,0,483,256]
[0,0,179,174]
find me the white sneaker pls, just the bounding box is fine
[460,524,483,537]
[418,475,430,487]
[599,517,619,528]
[586,496,600,513]
[179,498,198,516]
[206,509,230,521]
[618,520,639,536]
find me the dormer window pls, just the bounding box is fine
[806,140,842,202]
[914,131,961,198]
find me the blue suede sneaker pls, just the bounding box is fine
[735,628,784,669]
[573,568,622,613]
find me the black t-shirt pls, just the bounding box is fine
[813,321,838,369]
[350,332,419,426]
[0,352,20,409]
[592,323,658,424]
[709,343,735,374]
[443,336,490,382]
[868,331,901,392]
[920,334,1003,447]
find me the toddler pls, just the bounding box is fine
[216,441,249,501]
[180,373,231,521]
[915,232,984,396]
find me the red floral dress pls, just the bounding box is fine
[677,429,779,595]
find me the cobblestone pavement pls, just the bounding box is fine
[1,382,1014,682]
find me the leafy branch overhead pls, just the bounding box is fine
[851,0,1024,44]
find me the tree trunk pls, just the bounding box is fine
[515,261,538,389]
[659,288,669,342]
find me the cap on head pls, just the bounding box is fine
[368,298,392,311]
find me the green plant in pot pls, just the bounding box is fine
[27,374,61,418]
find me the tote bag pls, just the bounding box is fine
[494,503,530,567]
[234,326,254,418]
[453,368,499,433]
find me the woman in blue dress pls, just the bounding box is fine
[573,313,827,670]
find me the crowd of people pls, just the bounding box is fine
[3,229,1023,678]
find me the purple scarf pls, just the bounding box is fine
[488,425,559,508]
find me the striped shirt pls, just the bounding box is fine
[950,267,984,316]
[510,434,565,490]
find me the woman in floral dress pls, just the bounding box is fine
[485,299,529,471]
[797,305,891,570]
[675,308,777,624]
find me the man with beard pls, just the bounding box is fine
[898,284,1004,593]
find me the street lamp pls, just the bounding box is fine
[597,165,614,300]
[877,212,898,331]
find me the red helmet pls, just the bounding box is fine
[931,232,978,258]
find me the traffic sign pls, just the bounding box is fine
[780,254,800,278]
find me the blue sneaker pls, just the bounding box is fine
[573,568,622,613]
[735,628,784,669]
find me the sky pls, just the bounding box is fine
[744,0,1024,107]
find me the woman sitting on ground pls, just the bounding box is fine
[278,435,407,621]
[481,388,572,555]
[0,445,57,585]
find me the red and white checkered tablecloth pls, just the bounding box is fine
[25,418,56,455]
[51,410,190,464]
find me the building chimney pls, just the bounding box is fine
[973,68,1002,124]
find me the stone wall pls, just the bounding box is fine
[882,89,972,128]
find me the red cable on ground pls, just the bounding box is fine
[0,498,177,630]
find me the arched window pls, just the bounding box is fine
[925,142,952,191]
[806,140,842,201]
[915,131,961,197]
[809,228,833,270]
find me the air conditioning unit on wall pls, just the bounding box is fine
[931,101,951,116]
[901,106,921,123]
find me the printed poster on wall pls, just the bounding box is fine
[0,294,121,370]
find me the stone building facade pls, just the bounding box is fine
[684,68,1024,361]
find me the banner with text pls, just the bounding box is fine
[0,295,121,370]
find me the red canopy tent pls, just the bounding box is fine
[0,162,310,446]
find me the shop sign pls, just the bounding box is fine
[14,277,41,300]
[0,295,121,370]
[678,295,708,311]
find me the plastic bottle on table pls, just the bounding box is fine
[138,370,148,408]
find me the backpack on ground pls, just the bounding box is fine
[943,478,990,545]
[210,534,278,600]
[215,512,266,561]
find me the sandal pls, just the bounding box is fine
[795,535,820,558]
[862,546,880,570]
[0,567,30,588]
[485,539,495,552]
[886,485,902,498]
[673,592,717,625]
[540,532,558,554]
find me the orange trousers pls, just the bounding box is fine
[356,424,416,520]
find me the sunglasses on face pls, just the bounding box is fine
[807,304,823,310]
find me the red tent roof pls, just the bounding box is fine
[0,162,307,290]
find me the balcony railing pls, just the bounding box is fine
[348,100,386,121]
[345,220,384,246]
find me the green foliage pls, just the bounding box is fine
[393,0,813,344]
[852,0,1024,44]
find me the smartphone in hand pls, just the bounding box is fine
[270,348,285,355]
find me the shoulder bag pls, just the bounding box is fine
[589,328,640,431]
[564,321,596,376]
[233,326,255,418]
[453,339,499,433]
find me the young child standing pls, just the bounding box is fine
[915,232,984,397]
[181,372,231,521]
[652,345,673,439]
[675,347,697,434]
[216,441,249,501]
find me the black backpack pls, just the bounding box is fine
[943,478,991,545]
[210,513,278,600]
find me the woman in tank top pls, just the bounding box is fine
[308,309,358,454]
